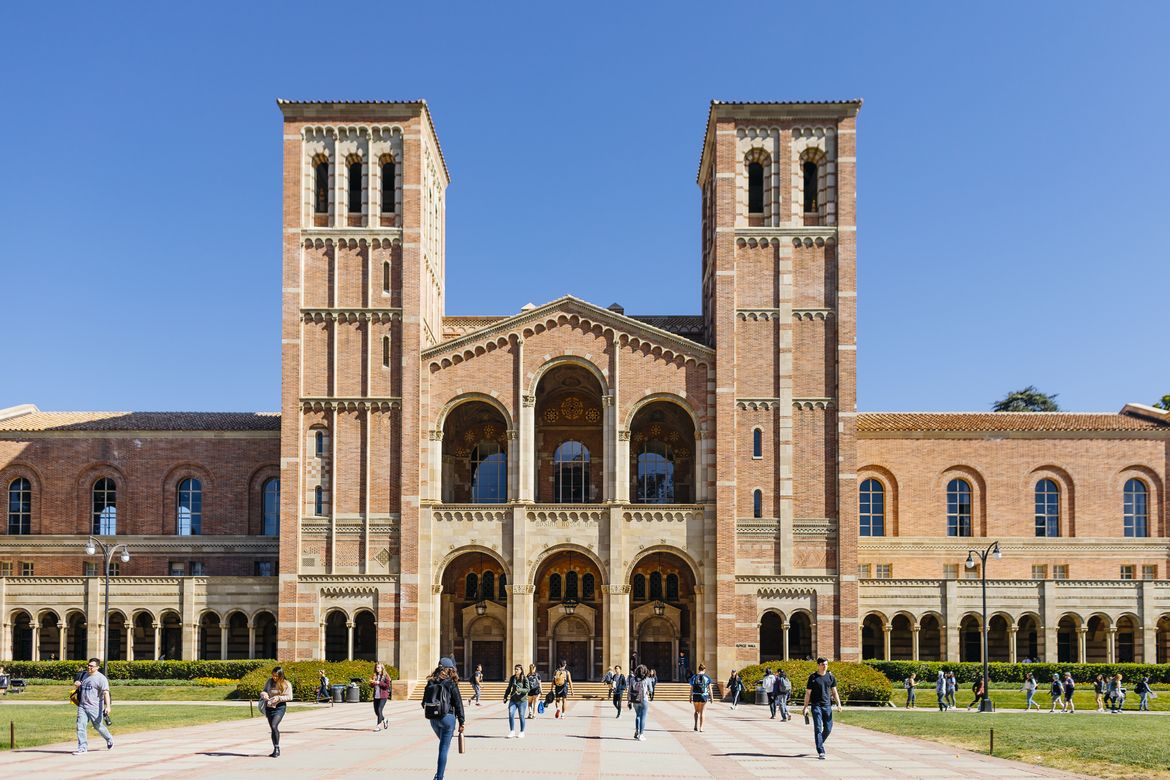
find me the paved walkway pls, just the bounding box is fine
[0,700,1088,779]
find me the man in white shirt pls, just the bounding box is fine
[761,668,778,719]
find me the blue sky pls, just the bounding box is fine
[1,2,1165,413]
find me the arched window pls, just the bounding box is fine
[666,573,679,601]
[92,478,117,535]
[752,428,763,459]
[315,430,325,456]
[747,162,764,214]
[481,571,495,601]
[753,489,763,519]
[471,441,507,503]
[381,161,395,213]
[177,478,202,535]
[7,478,31,535]
[1035,479,1060,537]
[649,571,663,600]
[947,479,972,537]
[548,572,562,600]
[347,161,363,213]
[582,572,595,600]
[314,485,324,516]
[314,161,329,214]
[382,336,390,368]
[636,441,674,503]
[382,260,391,293]
[1124,479,1149,537]
[803,161,818,212]
[859,478,885,537]
[565,570,579,600]
[632,573,646,601]
[465,573,478,600]
[262,478,280,536]
[498,573,507,601]
[553,441,589,503]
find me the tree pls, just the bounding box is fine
[1154,395,1170,411]
[992,386,1060,412]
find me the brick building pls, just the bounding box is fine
[2,99,1168,677]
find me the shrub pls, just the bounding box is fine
[864,660,1170,685]
[734,661,892,705]
[0,659,273,681]
[236,661,399,703]
[193,677,241,687]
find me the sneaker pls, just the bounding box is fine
[818,753,826,760]
[507,731,515,738]
[518,731,525,738]
[72,748,88,755]
[637,734,646,741]
[107,740,114,750]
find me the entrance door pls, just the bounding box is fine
[473,640,504,681]
[639,641,672,679]
[555,641,589,682]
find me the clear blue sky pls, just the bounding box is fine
[1,2,1165,413]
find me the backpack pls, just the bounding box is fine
[630,677,645,704]
[554,670,567,687]
[691,674,708,696]
[778,675,792,695]
[422,679,451,720]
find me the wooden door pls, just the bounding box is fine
[555,641,589,682]
[474,640,504,681]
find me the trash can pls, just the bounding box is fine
[346,682,361,703]
[755,685,768,706]
[331,684,346,703]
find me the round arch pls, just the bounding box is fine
[917,612,944,661]
[889,612,915,660]
[436,545,512,591]
[528,355,609,399]
[530,544,607,589]
[1016,612,1042,662]
[435,392,514,433]
[622,392,700,433]
[623,544,701,588]
[857,466,899,536]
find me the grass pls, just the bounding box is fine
[4,684,238,702]
[0,705,254,750]
[838,709,1170,779]
[889,686,1167,712]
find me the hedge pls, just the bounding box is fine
[733,661,892,705]
[864,660,1170,685]
[0,660,274,681]
[236,661,399,703]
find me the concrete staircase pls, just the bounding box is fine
[407,681,721,702]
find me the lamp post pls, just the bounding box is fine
[965,541,1001,713]
[86,537,130,670]
[562,550,579,616]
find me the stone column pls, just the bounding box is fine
[347,621,355,660]
[1107,627,1117,664]
[1139,580,1156,663]
[882,625,892,661]
[693,585,705,669]
[510,502,534,664]
[248,622,257,660]
[1040,580,1058,663]
[125,624,134,661]
[1008,627,1018,664]
[0,620,10,661]
[152,623,161,660]
[59,623,68,660]
[518,394,536,502]
[31,622,40,660]
[603,584,630,672]
[943,579,959,661]
[319,622,326,658]
[911,625,921,661]
[427,430,444,503]
[614,428,630,503]
[220,624,230,661]
[782,622,790,660]
[1077,627,1087,664]
[603,394,617,502]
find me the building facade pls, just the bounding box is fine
[1,100,1168,678]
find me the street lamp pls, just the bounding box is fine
[965,541,1002,713]
[474,552,488,617]
[561,549,579,616]
[86,537,130,670]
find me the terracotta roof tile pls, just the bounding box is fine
[857,412,1169,434]
[0,411,280,433]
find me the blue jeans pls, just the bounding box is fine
[634,700,649,735]
[429,713,457,780]
[768,694,778,717]
[507,700,526,733]
[1139,693,1149,711]
[810,704,833,755]
[1025,689,1036,709]
[777,693,790,720]
[76,706,112,750]
[730,687,741,706]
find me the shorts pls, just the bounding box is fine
[691,694,708,703]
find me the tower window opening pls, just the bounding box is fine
[747,162,764,214]
[803,161,818,212]
[348,162,363,213]
[381,161,395,213]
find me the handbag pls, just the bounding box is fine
[69,688,80,706]
[537,699,545,714]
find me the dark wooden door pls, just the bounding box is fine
[640,641,672,679]
[474,640,504,680]
[555,641,589,682]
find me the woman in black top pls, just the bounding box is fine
[526,664,542,718]
[503,664,530,737]
[423,658,465,780]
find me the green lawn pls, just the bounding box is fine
[889,686,1167,712]
[838,709,1170,779]
[5,684,238,702]
[0,705,254,750]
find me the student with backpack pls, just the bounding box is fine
[502,664,530,738]
[936,671,948,711]
[603,666,615,697]
[552,660,573,718]
[1135,676,1151,711]
[471,664,483,707]
[627,664,651,740]
[725,670,744,709]
[945,671,957,709]
[421,657,465,780]
[1049,673,1064,712]
[611,665,627,717]
[761,668,778,718]
[775,670,792,721]
[689,663,712,732]
[526,664,542,718]
[904,672,917,709]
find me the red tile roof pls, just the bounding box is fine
[857,412,1169,434]
[0,410,280,433]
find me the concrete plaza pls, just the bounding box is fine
[0,700,1086,779]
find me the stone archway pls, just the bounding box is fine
[65,612,87,661]
[324,610,348,661]
[861,614,884,660]
[627,548,696,679]
[918,614,943,661]
[38,611,60,660]
[551,613,594,683]
[1017,615,1041,662]
[464,610,506,681]
[628,400,697,504]
[225,612,250,659]
[438,549,510,674]
[199,613,223,660]
[353,610,377,661]
[759,612,783,662]
[254,611,277,659]
[788,612,813,660]
[10,611,33,661]
[440,400,510,503]
[959,615,982,662]
[633,602,681,680]
[535,548,604,679]
[132,612,155,660]
[890,614,914,660]
[159,611,182,660]
[535,363,606,503]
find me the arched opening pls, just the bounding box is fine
[747,161,764,214]
[788,612,813,660]
[629,401,696,504]
[1017,615,1041,662]
[38,612,60,661]
[254,612,277,659]
[132,612,155,660]
[918,614,942,661]
[199,613,222,660]
[628,549,696,680]
[536,364,604,503]
[226,612,250,659]
[1156,615,1170,664]
[353,611,377,661]
[759,612,783,662]
[959,615,982,662]
[988,614,1010,662]
[1116,614,1139,663]
[890,614,914,660]
[314,159,329,214]
[1057,615,1079,663]
[1086,615,1110,663]
[534,547,604,680]
[106,611,126,661]
[66,612,87,660]
[861,614,885,660]
[159,611,182,660]
[802,160,819,213]
[441,401,509,503]
[10,611,33,660]
[324,611,348,661]
[438,550,509,676]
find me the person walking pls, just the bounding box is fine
[647,669,657,701]
[966,676,985,710]
[611,665,627,718]
[1093,674,1106,712]
[945,671,957,710]
[775,670,792,721]
[628,664,651,740]
[678,651,689,682]
[603,666,615,698]
[904,672,917,709]
[726,670,744,709]
[0,665,9,696]
[552,660,573,718]
[1023,672,1040,711]
[689,663,712,732]
[370,662,392,730]
[801,657,842,760]
[1062,672,1076,713]
[762,667,778,719]
[259,665,293,758]
[471,664,483,707]
[1108,674,1126,712]
[526,664,542,718]
[503,664,530,738]
[1049,674,1064,712]
[1135,676,1151,711]
[72,658,113,755]
[422,657,465,780]
[936,670,947,711]
[316,669,331,704]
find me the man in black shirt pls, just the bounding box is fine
[801,657,842,760]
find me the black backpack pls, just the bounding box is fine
[630,677,645,704]
[422,679,451,720]
[691,674,708,695]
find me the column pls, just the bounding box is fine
[31,623,40,660]
[693,585,705,669]
[319,622,326,658]
[1077,627,1087,664]
[59,623,68,660]
[603,394,619,502]
[608,333,624,503]
[911,624,921,661]
[125,624,134,661]
[782,622,790,660]
[882,625,892,661]
[509,584,534,669]
[428,430,444,502]
[0,621,10,661]
[693,430,707,503]
[367,130,377,224]
[1008,627,1018,664]
[603,584,630,672]
[220,624,230,661]
[152,623,161,660]
[614,428,630,503]
[248,622,257,660]
[518,394,535,502]
[1107,628,1117,664]
[346,621,355,660]
[332,129,342,228]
